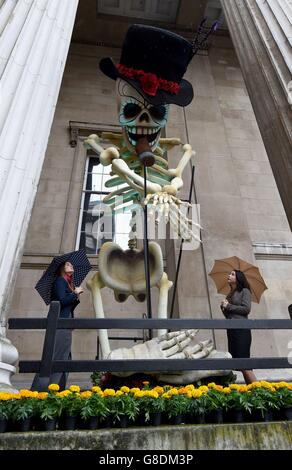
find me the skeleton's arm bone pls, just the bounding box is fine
[84,134,105,155]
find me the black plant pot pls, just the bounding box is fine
[263,410,274,422]
[100,415,113,428]
[195,413,206,424]
[232,410,245,423]
[170,414,184,425]
[149,412,162,426]
[60,415,77,430]
[43,418,58,431]
[185,413,196,424]
[116,415,129,428]
[136,414,146,426]
[16,417,32,432]
[208,409,224,424]
[86,416,99,430]
[283,407,292,421]
[251,410,264,422]
[0,419,7,433]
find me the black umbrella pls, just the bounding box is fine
[35,249,92,305]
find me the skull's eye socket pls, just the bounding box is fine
[123,103,142,119]
[149,105,167,121]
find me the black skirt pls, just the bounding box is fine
[227,328,252,359]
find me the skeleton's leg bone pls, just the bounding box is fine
[86,272,111,359]
[156,272,173,336]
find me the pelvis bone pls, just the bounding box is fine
[98,241,164,302]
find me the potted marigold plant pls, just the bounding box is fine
[10,390,39,432]
[205,388,229,424]
[0,393,12,433]
[79,391,108,429]
[164,393,189,425]
[58,386,82,430]
[35,391,62,431]
[276,385,292,420]
[186,390,208,424]
[111,390,139,428]
[136,390,165,426]
[249,385,280,421]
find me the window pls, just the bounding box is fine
[77,152,133,254]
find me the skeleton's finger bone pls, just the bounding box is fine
[164,336,192,357]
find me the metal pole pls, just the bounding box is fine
[170,166,195,318]
[143,166,152,339]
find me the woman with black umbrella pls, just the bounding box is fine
[33,250,91,390]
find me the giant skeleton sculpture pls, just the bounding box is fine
[84,25,231,384]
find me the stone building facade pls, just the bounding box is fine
[1,0,292,387]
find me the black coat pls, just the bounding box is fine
[52,277,80,318]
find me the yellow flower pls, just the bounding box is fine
[214,385,223,392]
[130,388,141,394]
[239,385,248,393]
[115,391,123,397]
[0,392,13,400]
[19,389,33,397]
[230,384,240,390]
[223,387,231,394]
[152,386,164,394]
[120,386,130,393]
[69,385,80,393]
[207,382,216,389]
[186,391,192,398]
[37,392,48,400]
[91,386,102,393]
[134,391,144,398]
[81,391,92,398]
[198,386,209,393]
[103,388,116,397]
[57,390,72,397]
[168,388,179,396]
[150,391,159,399]
[48,383,60,392]
[192,390,203,398]
[178,387,187,395]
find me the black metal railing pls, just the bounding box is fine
[8,301,292,391]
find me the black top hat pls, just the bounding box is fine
[99,24,194,106]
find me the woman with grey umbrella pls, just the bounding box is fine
[33,250,91,390]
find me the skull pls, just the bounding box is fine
[116,79,169,153]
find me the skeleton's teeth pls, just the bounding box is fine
[127,127,159,135]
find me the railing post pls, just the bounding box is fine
[30,301,60,391]
[288,305,292,320]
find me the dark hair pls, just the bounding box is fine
[234,270,250,292]
[55,262,66,278]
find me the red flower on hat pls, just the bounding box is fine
[139,72,159,96]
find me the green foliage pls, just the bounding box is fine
[80,394,108,421]
[10,398,37,421]
[36,395,62,421]
[110,394,140,422]
[164,395,189,418]
[60,394,82,418]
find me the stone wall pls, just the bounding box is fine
[0,422,291,450]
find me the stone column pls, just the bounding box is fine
[221,0,292,228]
[0,0,79,391]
